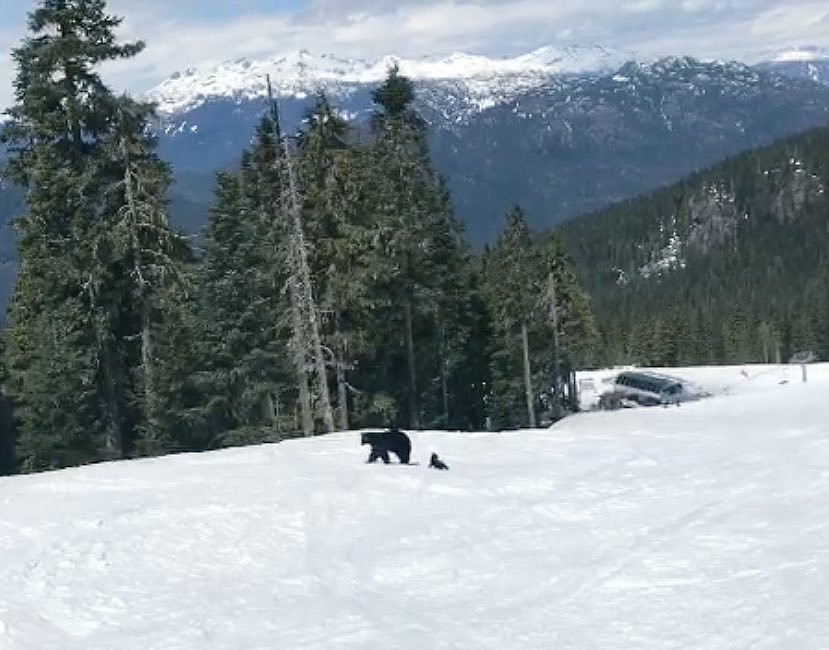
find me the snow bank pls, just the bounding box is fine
[1,365,828,649]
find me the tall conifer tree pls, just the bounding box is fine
[485,208,597,428]
[297,95,371,430]
[366,66,471,429]
[2,1,191,468]
[197,121,292,445]
[2,0,146,468]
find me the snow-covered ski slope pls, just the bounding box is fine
[1,364,828,649]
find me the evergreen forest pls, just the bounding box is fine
[0,1,595,472]
[1,1,828,475]
[563,127,829,368]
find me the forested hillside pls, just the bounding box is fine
[5,53,829,322]
[562,126,829,366]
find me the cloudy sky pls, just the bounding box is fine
[0,0,828,108]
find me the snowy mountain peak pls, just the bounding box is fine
[768,45,829,63]
[146,45,630,116]
[758,45,829,85]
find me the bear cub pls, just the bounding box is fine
[429,453,449,470]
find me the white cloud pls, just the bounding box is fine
[749,1,829,42]
[1,0,828,110]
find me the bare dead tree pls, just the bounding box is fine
[268,77,335,434]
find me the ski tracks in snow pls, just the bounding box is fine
[2,368,829,649]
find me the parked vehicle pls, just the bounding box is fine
[610,371,687,407]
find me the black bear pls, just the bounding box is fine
[429,453,449,470]
[361,428,411,464]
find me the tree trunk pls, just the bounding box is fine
[334,313,349,431]
[260,392,280,442]
[266,84,312,436]
[289,279,314,437]
[569,370,579,413]
[521,321,536,428]
[441,362,450,428]
[268,86,334,434]
[283,129,335,434]
[139,300,155,422]
[100,337,123,458]
[309,311,335,433]
[440,325,450,428]
[336,353,349,431]
[87,273,123,458]
[548,272,563,420]
[122,137,157,438]
[59,21,83,155]
[404,298,420,429]
[0,391,14,475]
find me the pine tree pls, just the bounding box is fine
[0,334,16,475]
[1,0,146,469]
[485,210,598,428]
[484,207,540,428]
[364,66,471,429]
[297,94,372,430]
[815,269,829,360]
[757,320,778,364]
[537,232,599,366]
[196,125,291,446]
[429,216,481,429]
[106,97,193,452]
[143,263,204,452]
[723,304,754,363]
[366,67,426,427]
[537,232,598,413]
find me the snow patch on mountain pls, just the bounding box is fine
[640,230,686,279]
[759,46,829,86]
[768,46,829,63]
[147,46,631,116]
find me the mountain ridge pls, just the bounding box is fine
[146,45,632,116]
[3,47,829,322]
[146,45,829,121]
[150,54,829,243]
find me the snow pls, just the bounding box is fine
[146,46,631,116]
[769,47,829,63]
[2,364,829,649]
[142,46,824,127]
[639,230,686,279]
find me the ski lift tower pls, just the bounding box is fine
[789,350,817,383]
